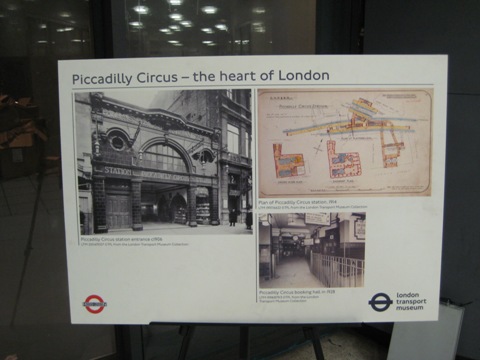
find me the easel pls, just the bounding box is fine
[303,326,326,359]
[176,324,326,360]
[6,146,57,327]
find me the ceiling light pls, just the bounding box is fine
[169,25,181,31]
[169,12,183,21]
[129,21,143,28]
[201,6,218,14]
[133,5,149,14]
[252,22,265,33]
[167,0,183,5]
[180,20,193,27]
[39,23,47,29]
[201,28,214,34]
[58,11,71,18]
[168,41,183,47]
[202,40,213,44]
[215,24,228,31]
[160,28,173,34]
[252,7,266,14]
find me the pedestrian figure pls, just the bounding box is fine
[246,206,252,230]
[79,209,85,235]
[229,208,237,226]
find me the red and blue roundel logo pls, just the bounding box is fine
[83,294,107,314]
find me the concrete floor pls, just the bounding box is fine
[260,255,324,289]
[271,328,389,360]
[141,324,389,359]
[112,220,253,235]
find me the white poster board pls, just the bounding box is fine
[388,303,464,360]
[58,55,447,324]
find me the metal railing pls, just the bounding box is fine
[310,253,365,288]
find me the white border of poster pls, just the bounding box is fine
[58,55,447,324]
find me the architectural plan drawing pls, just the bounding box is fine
[258,89,433,197]
[273,143,306,178]
[327,140,362,178]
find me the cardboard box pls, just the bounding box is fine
[0,121,46,180]
[8,133,34,148]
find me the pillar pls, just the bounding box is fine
[131,178,143,231]
[93,175,108,233]
[187,185,197,227]
[210,187,219,225]
[221,164,230,225]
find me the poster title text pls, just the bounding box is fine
[71,69,330,87]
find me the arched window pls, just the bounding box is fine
[143,144,188,173]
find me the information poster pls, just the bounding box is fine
[58,55,447,324]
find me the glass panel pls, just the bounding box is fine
[124,0,316,57]
[144,144,188,173]
[227,124,239,154]
[0,1,116,359]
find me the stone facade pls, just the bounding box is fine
[76,89,251,234]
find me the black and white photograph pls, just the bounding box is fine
[75,89,253,235]
[258,212,366,289]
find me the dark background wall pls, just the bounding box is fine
[363,1,480,358]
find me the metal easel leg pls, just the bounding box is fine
[178,325,195,360]
[9,171,44,327]
[239,325,250,359]
[303,326,325,360]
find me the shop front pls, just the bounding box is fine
[91,163,218,233]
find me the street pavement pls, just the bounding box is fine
[109,221,254,236]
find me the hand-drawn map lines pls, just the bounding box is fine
[283,98,415,168]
